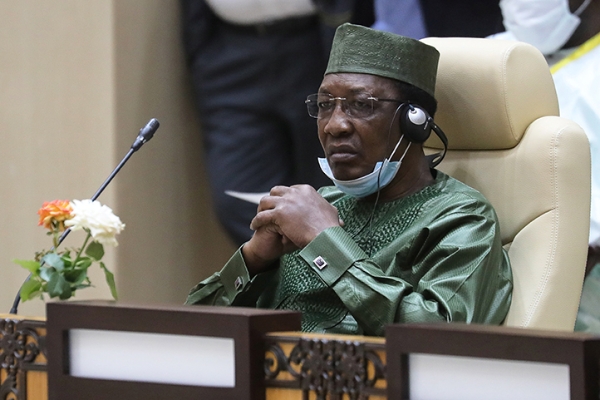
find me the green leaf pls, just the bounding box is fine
[13,259,41,275]
[86,241,104,261]
[39,266,56,282]
[100,262,118,300]
[64,268,88,285]
[75,257,93,269]
[74,283,92,290]
[61,255,73,268]
[42,253,65,271]
[19,279,42,301]
[47,273,72,300]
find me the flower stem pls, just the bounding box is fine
[73,231,92,265]
[52,221,60,248]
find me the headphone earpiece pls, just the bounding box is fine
[398,103,432,143]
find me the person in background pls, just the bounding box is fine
[186,23,513,336]
[180,0,359,245]
[492,0,600,332]
[372,0,505,39]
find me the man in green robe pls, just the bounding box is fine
[186,23,513,336]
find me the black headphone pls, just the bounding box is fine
[397,103,448,168]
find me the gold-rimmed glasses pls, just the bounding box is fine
[305,93,403,119]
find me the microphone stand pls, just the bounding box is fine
[9,119,160,315]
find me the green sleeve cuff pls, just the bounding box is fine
[299,226,368,285]
[220,246,252,302]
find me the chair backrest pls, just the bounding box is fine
[421,37,591,331]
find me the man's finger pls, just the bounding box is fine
[250,209,277,230]
[269,185,291,197]
[256,195,279,213]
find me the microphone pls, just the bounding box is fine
[131,118,160,152]
[90,118,160,200]
[8,118,160,315]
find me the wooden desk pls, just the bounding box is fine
[264,331,386,400]
[2,315,386,400]
[0,314,47,400]
[4,312,598,400]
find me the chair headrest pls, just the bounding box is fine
[421,38,559,150]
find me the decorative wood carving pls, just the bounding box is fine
[2,316,388,400]
[265,335,386,399]
[0,318,47,400]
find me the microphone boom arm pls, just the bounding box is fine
[8,118,159,314]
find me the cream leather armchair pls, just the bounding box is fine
[421,37,591,331]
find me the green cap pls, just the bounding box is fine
[325,23,440,97]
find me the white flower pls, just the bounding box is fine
[64,199,125,246]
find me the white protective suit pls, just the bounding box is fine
[550,33,600,247]
[549,33,600,332]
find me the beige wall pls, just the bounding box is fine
[0,0,235,317]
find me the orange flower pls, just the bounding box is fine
[37,200,73,231]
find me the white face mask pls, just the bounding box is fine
[499,0,592,55]
[318,137,411,198]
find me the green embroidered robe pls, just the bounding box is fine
[186,171,513,336]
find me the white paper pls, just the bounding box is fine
[225,190,268,204]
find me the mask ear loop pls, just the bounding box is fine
[375,102,411,195]
[361,104,411,242]
[351,102,406,241]
[574,0,592,17]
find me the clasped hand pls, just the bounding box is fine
[242,185,342,276]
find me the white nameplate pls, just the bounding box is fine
[409,353,570,400]
[69,329,235,387]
